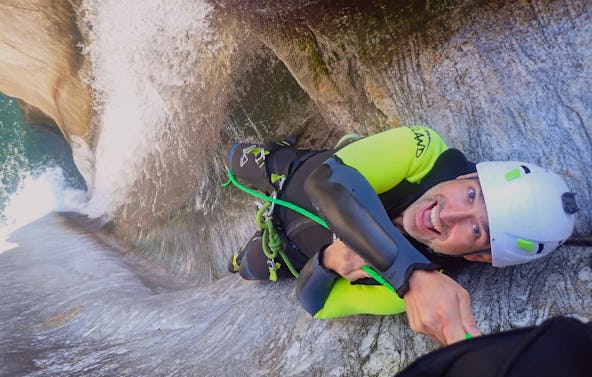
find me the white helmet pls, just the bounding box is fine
[476,161,577,267]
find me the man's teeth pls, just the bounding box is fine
[430,206,441,233]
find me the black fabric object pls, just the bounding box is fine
[277,150,335,258]
[295,250,339,315]
[395,316,592,377]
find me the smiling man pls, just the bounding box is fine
[225,126,577,344]
[392,174,491,261]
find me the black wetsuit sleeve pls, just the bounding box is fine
[303,156,439,297]
[296,251,338,316]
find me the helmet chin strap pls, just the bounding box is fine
[428,248,492,258]
[564,236,592,246]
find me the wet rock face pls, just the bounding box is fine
[0,0,92,141]
[1,216,591,376]
[0,0,94,184]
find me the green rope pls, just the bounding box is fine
[255,202,300,279]
[223,168,328,228]
[223,167,395,293]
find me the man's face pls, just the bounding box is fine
[397,174,492,262]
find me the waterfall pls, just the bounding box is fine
[82,0,219,220]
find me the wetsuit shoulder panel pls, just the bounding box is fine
[335,126,448,193]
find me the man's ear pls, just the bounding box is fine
[456,172,479,180]
[464,253,493,263]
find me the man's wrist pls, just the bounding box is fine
[381,259,440,298]
[318,245,337,274]
[404,269,435,296]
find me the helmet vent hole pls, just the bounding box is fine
[520,165,531,174]
[536,243,545,254]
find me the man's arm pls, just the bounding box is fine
[296,241,406,318]
[303,156,438,296]
[321,240,482,344]
[295,249,340,316]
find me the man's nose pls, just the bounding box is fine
[440,206,469,226]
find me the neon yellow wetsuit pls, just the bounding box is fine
[296,126,475,318]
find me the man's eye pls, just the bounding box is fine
[468,187,476,201]
[472,224,481,239]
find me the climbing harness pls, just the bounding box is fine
[222,165,321,280]
[222,151,396,292]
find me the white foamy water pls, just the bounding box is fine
[81,0,219,220]
[0,167,88,254]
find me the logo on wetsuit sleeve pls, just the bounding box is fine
[409,126,431,158]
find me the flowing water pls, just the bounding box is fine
[72,0,331,281]
[0,93,87,253]
[0,1,334,371]
[2,0,320,275]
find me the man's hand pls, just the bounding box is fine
[403,269,481,345]
[321,240,370,282]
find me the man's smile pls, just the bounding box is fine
[416,200,441,237]
[430,205,443,234]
